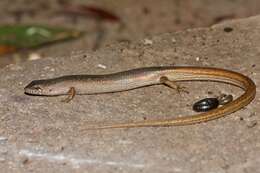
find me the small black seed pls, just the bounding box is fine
[224,27,233,32]
[193,98,219,112]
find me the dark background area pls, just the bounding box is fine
[0,0,260,67]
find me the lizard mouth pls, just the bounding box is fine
[24,80,46,95]
[24,87,43,95]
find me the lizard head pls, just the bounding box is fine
[24,79,68,96]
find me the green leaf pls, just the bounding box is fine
[0,25,84,49]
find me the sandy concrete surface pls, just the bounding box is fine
[0,15,260,172]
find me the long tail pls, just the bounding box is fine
[81,67,256,130]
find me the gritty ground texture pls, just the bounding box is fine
[1,15,260,173]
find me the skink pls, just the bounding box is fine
[24,66,256,129]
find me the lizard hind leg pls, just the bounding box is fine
[160,76,189,94]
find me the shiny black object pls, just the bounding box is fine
[193,98,219,112]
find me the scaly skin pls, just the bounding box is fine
[24,66,256,130]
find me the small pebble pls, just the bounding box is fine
[171,37,176,43]
[28,53,42,61]
[143,39,153,45]
[97,64,107,69]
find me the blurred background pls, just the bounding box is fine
[0,0,259,68]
